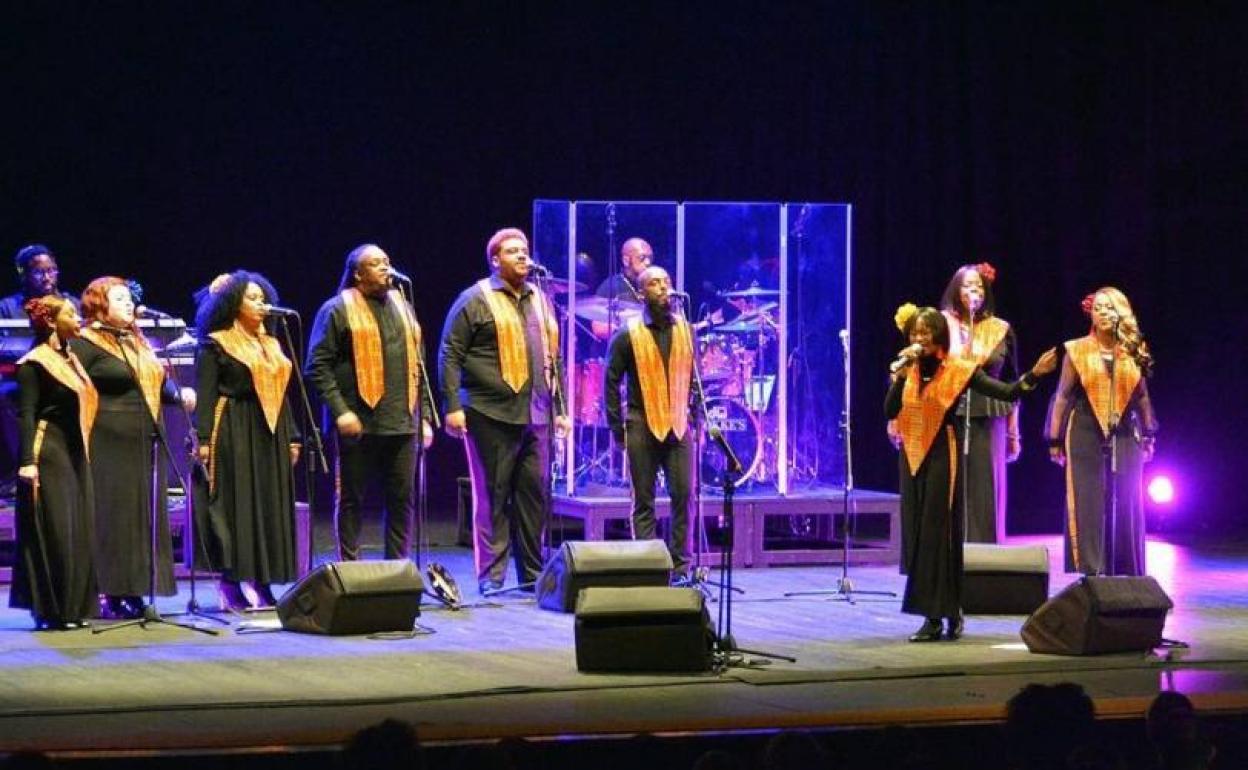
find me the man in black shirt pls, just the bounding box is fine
[439,228,569,594]
[306,244,434,561]
[605,266,697,577]
[0,244,80,320]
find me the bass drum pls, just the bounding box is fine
[700,397,763,489]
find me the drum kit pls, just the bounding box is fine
[547,276,783,491]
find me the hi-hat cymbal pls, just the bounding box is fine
[538,276,588,294]
[719,286,782,298]
[573,296,643,322]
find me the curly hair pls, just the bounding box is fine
[194,270,280,337]
[24,295,70,343]
[940,264,997,321]
[1086,286,1154,377]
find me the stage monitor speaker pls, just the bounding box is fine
[1021,575,1172,655]
[536,539,673,613]
[962,543,1050,615]
[574,586,713,672]
[277,559,422,635]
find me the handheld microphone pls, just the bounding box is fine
[136,305,174,319]
[260,303,299,318]
[889,343,924,374]
[708,426,744,475]
[388,268,412,284]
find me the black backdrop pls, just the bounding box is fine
[4,2,1246,535]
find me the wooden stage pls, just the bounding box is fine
[2,528,1248,760]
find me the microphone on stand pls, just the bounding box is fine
[91,321,132,338]
[388,268,413,285]
[889,343,924,374]
[708,426,743,475]
[136,305,174,320]
[528,263,552,278]
[260,303,300,318]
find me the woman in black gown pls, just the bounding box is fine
[73,276,196,619]
[1046,287,1157,576]
[11,295,98,629]
[885,305,1056,642]
[939,263,1021,543]
[194,271,300,610]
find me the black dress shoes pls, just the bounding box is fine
[908,617,944,642]
[250,582,278,608]
[218,579,250,611]
[945,613,964,640]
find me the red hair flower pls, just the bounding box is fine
[974,262,997,284]
[1080,293,1096,315]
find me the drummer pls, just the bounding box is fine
[589,237,651,340]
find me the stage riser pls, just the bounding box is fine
[553,487,901,567]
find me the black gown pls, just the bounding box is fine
[72,335,179,597]
[886,360,1036,620]
[10,349,98,625]
[1046,348,1158,576]
[194,337,298,584]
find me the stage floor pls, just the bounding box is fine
[2,534,1247,756]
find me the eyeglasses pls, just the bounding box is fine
[29,267,59,277]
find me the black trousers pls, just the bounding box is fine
[625,420,693,573]
[335,432,417,561]
[464,408,549,585]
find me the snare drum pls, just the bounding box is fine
[699,397,763,489]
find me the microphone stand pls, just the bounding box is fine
[274,312,328,579]
[678,297,741,599]
[1104,318,1120,576]
[961,304,977,544]
[392,275,442,569]
[92,326,220,635]
[158,344,230,626]
[785,329,895,602]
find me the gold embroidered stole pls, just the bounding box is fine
[944,312,1010,365]
[476,279,559,394]
[341,288,422,413]
[80,325,166,421]
[897,357,977,476]
[19,343,99,459]
[209,325,292,433]
[1065,335,1141,438]
[627,316,693,440]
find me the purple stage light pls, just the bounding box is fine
[1148,475,1176,505]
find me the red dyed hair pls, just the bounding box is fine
[80,276,128,323]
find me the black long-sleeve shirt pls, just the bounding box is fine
[17,356,85,464]
[885,359,1037,423]
[605,306,700,438]
[438,275,563,426]
[305,292,434,436]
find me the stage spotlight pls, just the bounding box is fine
[1147,475,1175,505]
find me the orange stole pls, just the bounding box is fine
[944,313,1010,365]
[1065,335,1141,438]
[896,357,977,477]
[80,325,167,421]
[476,279,559,394]
[341,288,422,414]
[209,325,292,433]
[18,344,99,460]
[627,316,693,440]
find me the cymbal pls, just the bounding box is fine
[573,296,643,322]
[713,317,767,333]
[539,276,588,294]
[719,286,782,298]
